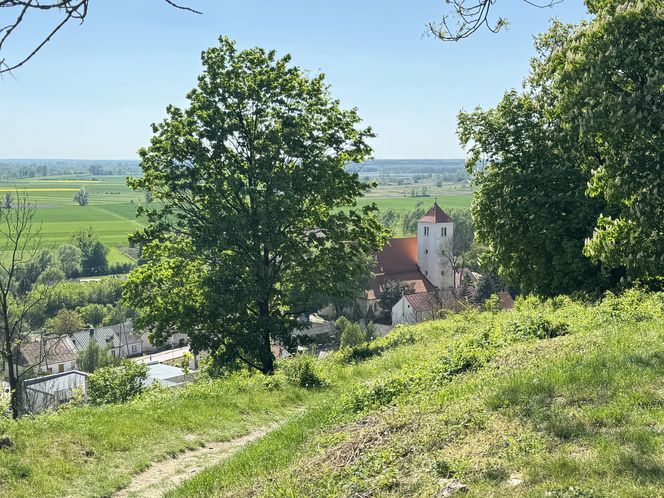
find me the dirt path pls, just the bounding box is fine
[114,425,276,498]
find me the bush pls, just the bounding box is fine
[505,315,569,340]
[108,261,135,275]
[340,321,368,349]
[280,354,326,388]
[336,328,417,364]
[87,360,148,404]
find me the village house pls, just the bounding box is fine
[139,330,189,355]
[391,289,457,325]
[22,370,88,413]
[144,361,192,387]
[11,336,78,376]
[70,322,143,360]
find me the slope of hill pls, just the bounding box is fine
[1,291,662,497]
[171,290,664,497]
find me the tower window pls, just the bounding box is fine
[425,249,428,254]
[442,227,448,236]
[423,226,429,236]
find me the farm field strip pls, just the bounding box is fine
[0,176,472,251]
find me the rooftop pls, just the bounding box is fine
[17,336,77,367]
[419,202,453,224]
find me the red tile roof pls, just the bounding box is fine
[366,237,436,300]
[419,202,453,224]
[366,271,436,301]
[375,237,418,273]
[404,289,456,312]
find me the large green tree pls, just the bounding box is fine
[72,227,108,276]
[458,1,663,295]
[124,37,387,374]
[459,90,607,296]
[539,1,664,285]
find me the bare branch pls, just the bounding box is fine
[428,0,563,42]
[0,0,202,75]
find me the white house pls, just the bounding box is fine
[22,370,88,413]
[12,336,78,376]
[70,322,143,360]
[391,289,456,325]
[139,330,189,355]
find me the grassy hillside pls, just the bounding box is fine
[171,291,664,497]
[1,291,661,497]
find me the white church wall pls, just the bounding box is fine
[417,220,454,289]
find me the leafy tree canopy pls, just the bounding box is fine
[124,37,387,374]
[459,1,663,294]
[44,308,84,336]
[537,1,664,284]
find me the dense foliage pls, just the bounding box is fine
[27,278,125,328]
[86,360,148,405]
[76,340,115,373]
[459,1,663,294]
[125,37,387,374]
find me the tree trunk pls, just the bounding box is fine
[3,319,20,419]
[257,299,275,375]
[259,331,275,375]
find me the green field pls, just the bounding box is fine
[356,193,472,212]
[0,176,144,264]
[0,175,472,263]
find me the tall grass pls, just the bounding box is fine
[171,290,664,497]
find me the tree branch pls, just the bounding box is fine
[0,0,202,74]
[428,0,563,42]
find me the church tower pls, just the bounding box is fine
[417,202,454,289]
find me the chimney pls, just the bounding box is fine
[89,327,95,338]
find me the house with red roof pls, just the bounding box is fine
[361,202,456,321]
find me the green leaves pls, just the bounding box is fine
[125,37,387,374]
[87,360,148,405]
[459,91,606,296]
[459,1,664,293]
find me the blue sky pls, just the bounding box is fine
[0,0,589,160]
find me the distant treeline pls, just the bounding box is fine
[349,159,465,174]
[0,160,142,179]
[1,159,468,180]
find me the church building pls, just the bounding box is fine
[361,202,455,315]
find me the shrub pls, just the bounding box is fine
[505,315,569,340]
[345,376,409,412]
[87,360,148,404]
[594,288,664,324]
[76,341,115,373]
[108,261,135,275]
[280,354,326,388]
[336,328,417,364]
[340,322,368,349]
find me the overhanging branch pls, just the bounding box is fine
[0,0,202,74]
